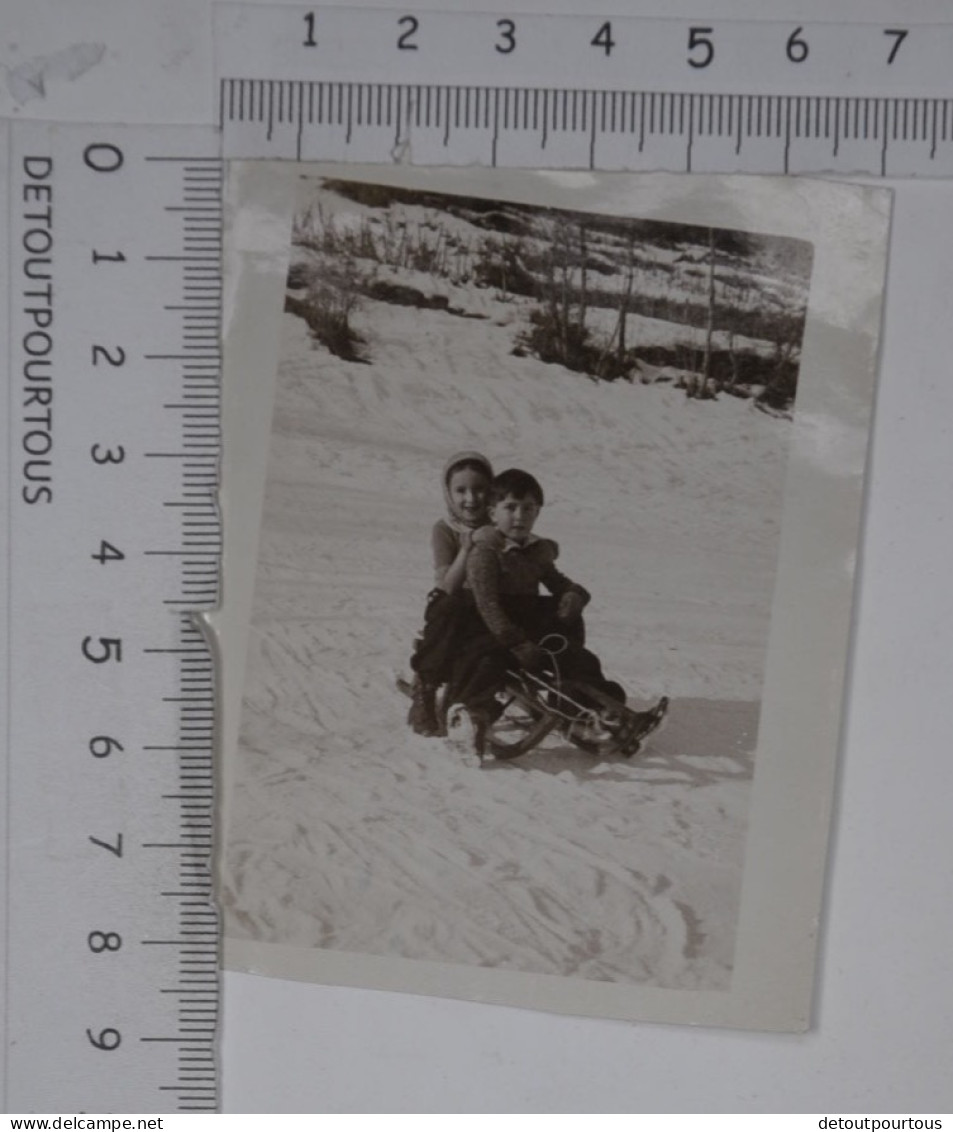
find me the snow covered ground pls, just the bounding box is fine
[223,193,796,992]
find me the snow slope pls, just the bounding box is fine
[223,274,791,991]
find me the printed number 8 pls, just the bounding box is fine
[88,930,122,953]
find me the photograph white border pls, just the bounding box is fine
[211,161,890,1032]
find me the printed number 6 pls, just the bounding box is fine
[87,1027,121,1051]
[786,26,809,63]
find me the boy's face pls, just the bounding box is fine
[447,467,489,525]
[490,492,541,544]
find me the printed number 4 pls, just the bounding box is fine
[92,540,124,564]
[591,21,615,57]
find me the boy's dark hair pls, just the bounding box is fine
[490,468,545,507]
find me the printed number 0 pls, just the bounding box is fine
[83,144,123,173]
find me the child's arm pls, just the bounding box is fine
[537,541,591,618]
[432,522,471,594]
[466,535,526,649]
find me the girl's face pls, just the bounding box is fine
[447,467,489,525]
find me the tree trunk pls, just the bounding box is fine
[578,222,588,334]
[702,227,716,397]
[617,237,637,366]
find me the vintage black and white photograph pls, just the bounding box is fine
[218,164,889,1030]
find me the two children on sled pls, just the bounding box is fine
[407,452,632,758]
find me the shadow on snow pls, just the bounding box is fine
[488,697,759,788]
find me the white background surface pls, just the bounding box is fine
[2,0,952,1114]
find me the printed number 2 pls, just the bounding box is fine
[398,15,418,50]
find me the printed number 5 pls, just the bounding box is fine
[688,27,714,68]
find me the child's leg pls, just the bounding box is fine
[558,642,625,703]
[445,627,509,712]
[444,646,511,759]
[408,591,470,736]
[410,589,468,685]
[534,595,586,648]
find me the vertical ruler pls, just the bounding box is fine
[2,123,221,1112]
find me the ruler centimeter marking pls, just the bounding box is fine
[215,5,953,175]
[220,79,953,176]
[3,125,221,1113]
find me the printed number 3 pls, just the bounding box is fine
[496,19,516,54]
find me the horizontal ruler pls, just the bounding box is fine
[220,80,953,176]
[216,6,953,98]
[1,123,221,1112]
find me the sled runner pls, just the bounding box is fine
[399,673,668,762]
[485,670,669,760]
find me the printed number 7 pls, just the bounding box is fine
[884,28,907,64]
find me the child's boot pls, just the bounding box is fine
[445,703,488,767]
[407,675,440,736]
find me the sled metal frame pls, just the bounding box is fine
[485,670,665,761]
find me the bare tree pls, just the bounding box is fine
[702,227,716,397]
[577,221,589,333]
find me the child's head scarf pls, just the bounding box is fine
[442,450,494,530]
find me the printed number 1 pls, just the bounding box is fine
[303,12,317,47]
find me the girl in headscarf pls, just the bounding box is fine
[407,451,494,735]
